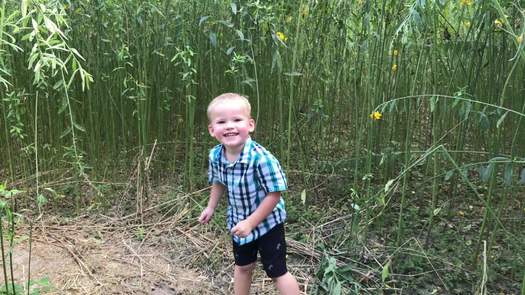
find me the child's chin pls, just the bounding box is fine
[223,141,244,149]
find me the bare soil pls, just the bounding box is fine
[6,215,316,294]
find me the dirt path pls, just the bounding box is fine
[7,216,315,294]
[9,217,213,294]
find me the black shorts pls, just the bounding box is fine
[232,223,288,278]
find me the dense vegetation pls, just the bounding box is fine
[0,0,524,293]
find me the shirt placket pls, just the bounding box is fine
[226,162,237,226]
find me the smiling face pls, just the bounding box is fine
[208,99,255,154]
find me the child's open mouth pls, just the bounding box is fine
[224,132,238,137]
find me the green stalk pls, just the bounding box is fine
[27,221,33,295]
[375,95,525,118]
[396,109,412,246]
[522,271,525,295]
[1,99,14,182]
[277,64,284,157]
[0,1,14,183]
[425,110,439,247]
[286,0,304,169]
[61,70,83,211]
[185,95,195,190]
[473,164,496,266]
[7,208,14,293]
[250,42,260,133]
[0,210,9,294]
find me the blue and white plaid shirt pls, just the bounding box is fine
[208,138,287,245]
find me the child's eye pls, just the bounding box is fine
[234,118,242,122]
[217,120,225,124]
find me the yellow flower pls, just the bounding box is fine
[276,31,288,42]
[391,64,398,72]
[393,49,399,57]
[494,19,503,28]
[370,111,382,120]
[464,21,471,28]
[460,0,473,6]
[518,34,523,44]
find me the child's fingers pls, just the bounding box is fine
[198,212,209,223]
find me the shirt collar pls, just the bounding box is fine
[238,137,253,164]
[221,137,252,165]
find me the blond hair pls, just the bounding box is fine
[207,93,252,120]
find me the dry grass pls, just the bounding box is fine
[8,207,323,294]
[11,215,212,294]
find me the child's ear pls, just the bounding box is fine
[208,124,215,136]
[249,118,255,132]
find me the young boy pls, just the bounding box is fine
[198,93,300,295]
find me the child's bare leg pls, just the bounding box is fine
[273,272,300,295]
[234,263,256,295]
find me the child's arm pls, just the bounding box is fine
[198,183,225,224]
[231,191,281,237]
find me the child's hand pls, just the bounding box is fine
[198,207,215,224]
[231,220,254,238]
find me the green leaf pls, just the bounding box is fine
[489,156,508,162]
[1,189,23,198]
[52,80,63,90]
[31,17,39,32]
[37,194,48,207]
[236,29,245,41]
[73,122,86,133]
[28,276,53,294]
[518,168,525,185]
[43,17,59,35]
[198,16,210,26]
[452,96,461,108]
[384,179,395,192]
[444,170,454,181]
[479,112,490,130]
[388,100,397,113]
[209,32,217,48]
[332,281,342,295]
[217,20,234,28]
[271,50,282,74]
[22,0,29,17]
[382,260,391,283]
[459,101,472,120]
[300,189,306,205]
[70,48,85,61]
[496,111,508,129]
[226,47,235,55]
[430,96,438,112]
[503,163,513,186]
[60,127,72,138]
[284,71,302,77]
[231,2,237,15]
[479,163,494,183]
[241,78,255,89]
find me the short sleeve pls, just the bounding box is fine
[208,148,223,185]
[256,155,287,193]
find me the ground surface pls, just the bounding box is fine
[8,214,316,294]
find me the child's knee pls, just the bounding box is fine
[271,271,287,282]
[236,262,256,273]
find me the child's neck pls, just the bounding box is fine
[224,145,243,163]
